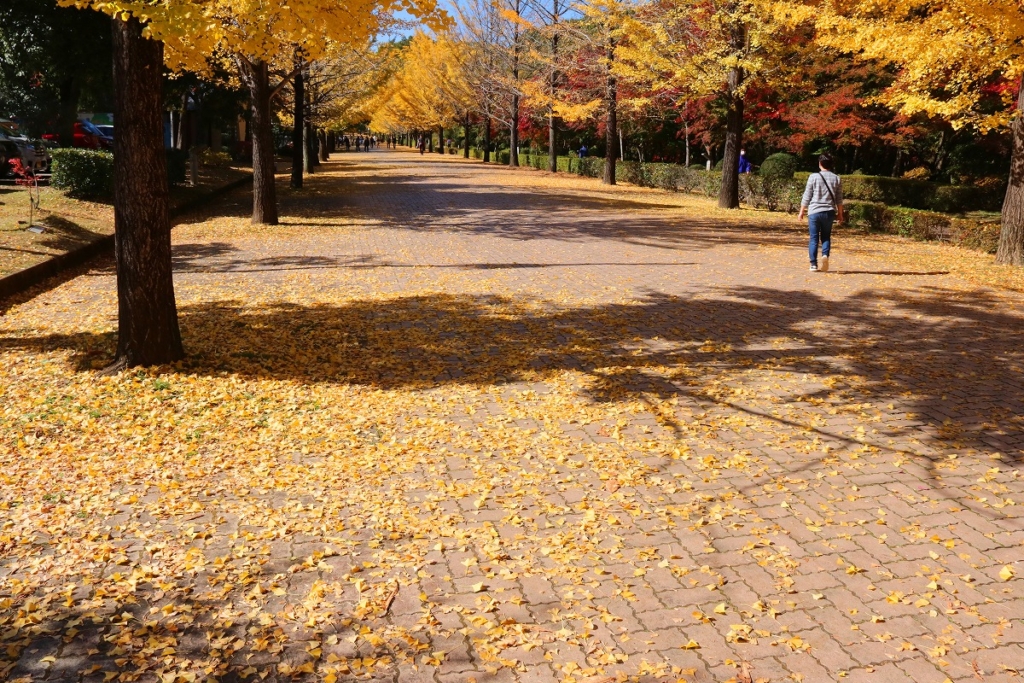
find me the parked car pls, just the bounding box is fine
[0,134,20,178]
[97,124,114,139]
[42,120,113,151]
[0,120,50,173]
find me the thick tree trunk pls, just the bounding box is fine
[718,68,744,209]
[463,111,471,159]
[245,59,278,225]
[291,69,304,188]
[603,41,617,186]
[318,129,329,161]
[997,84,1024,265]
[438,125,444,154]
[109,16,183,369]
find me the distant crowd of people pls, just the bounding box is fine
[339,134,399,151]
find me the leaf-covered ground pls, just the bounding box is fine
[1,151,1023,683]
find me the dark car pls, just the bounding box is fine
[0,134,20,178]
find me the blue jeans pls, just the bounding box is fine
[808,211,835,266]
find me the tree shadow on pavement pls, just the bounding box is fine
[4,285,1022,480]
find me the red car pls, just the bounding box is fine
[42,121,113,150]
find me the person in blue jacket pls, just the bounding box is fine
[738,149,753,174]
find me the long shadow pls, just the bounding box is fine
[3,287,1022,477]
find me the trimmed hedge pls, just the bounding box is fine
[793,172,1003,213]
[846,201,1001,253]
[50,148,114,199]
[477,150,1004,216]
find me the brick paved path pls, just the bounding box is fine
[3,150,1024,683]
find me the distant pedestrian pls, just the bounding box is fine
[738,149,753,174]
[579,144,587,158]
[418,136,426,155]
[797,153,844,273]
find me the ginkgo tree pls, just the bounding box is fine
[368,32,475,149]
[617,0,795,207]
[57,0,445,370]
[787,0,1024,265]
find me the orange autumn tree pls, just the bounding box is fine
[56,0,445,369]
[779,0,1024,265]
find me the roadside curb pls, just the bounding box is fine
[0,173,253,303]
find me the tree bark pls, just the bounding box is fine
[291,67,304,188]
[109,15,183,369]
[718,84,743,209]
[438,125,444,154]
[548,13,559,173]
[718,21,746,209]
[483,115,491,163]
[243,59,278,225]
[57,76,81,148]
[304,122,315,173]
[318,129,329,161]
[463,111,471,159]
[997,81,1024,265]
[603,40,617,186]
[510,94,520,167]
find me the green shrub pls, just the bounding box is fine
[760,153,799,180]
[50,148,114,199]
[166,149,188,185]
[200,149,233,167]
[845,200,1001,253]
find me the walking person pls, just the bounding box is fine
[797,153,844,272]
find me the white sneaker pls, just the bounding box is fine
[809,264,818,272]
[820,256,829,272]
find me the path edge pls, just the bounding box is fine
[0,173,253,304]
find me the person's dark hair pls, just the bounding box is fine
[819,153,834,171]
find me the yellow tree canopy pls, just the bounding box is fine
[368,32,475,132]
[61,0,446,71]
[784,0,1024,130]
[616,0,796,104]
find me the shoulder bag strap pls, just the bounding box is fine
[817,172,838,209]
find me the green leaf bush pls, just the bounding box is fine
[50,148,113,199]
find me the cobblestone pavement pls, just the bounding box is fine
[2,150,1024,683]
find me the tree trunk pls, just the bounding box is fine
[549,30,559,173]
[483,115,491,163]
[304,122,315,173]
[57,76,81,148]
[318,129,329,161]
[464,111,471,158]
[718,65,745,209]
[603,40,617,186]
[244,59,278,225]
[291,68,304,189]
[997,82,1024,265]
[510,94,520,167]
[109,16,183,369]
[438,125,444,154]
